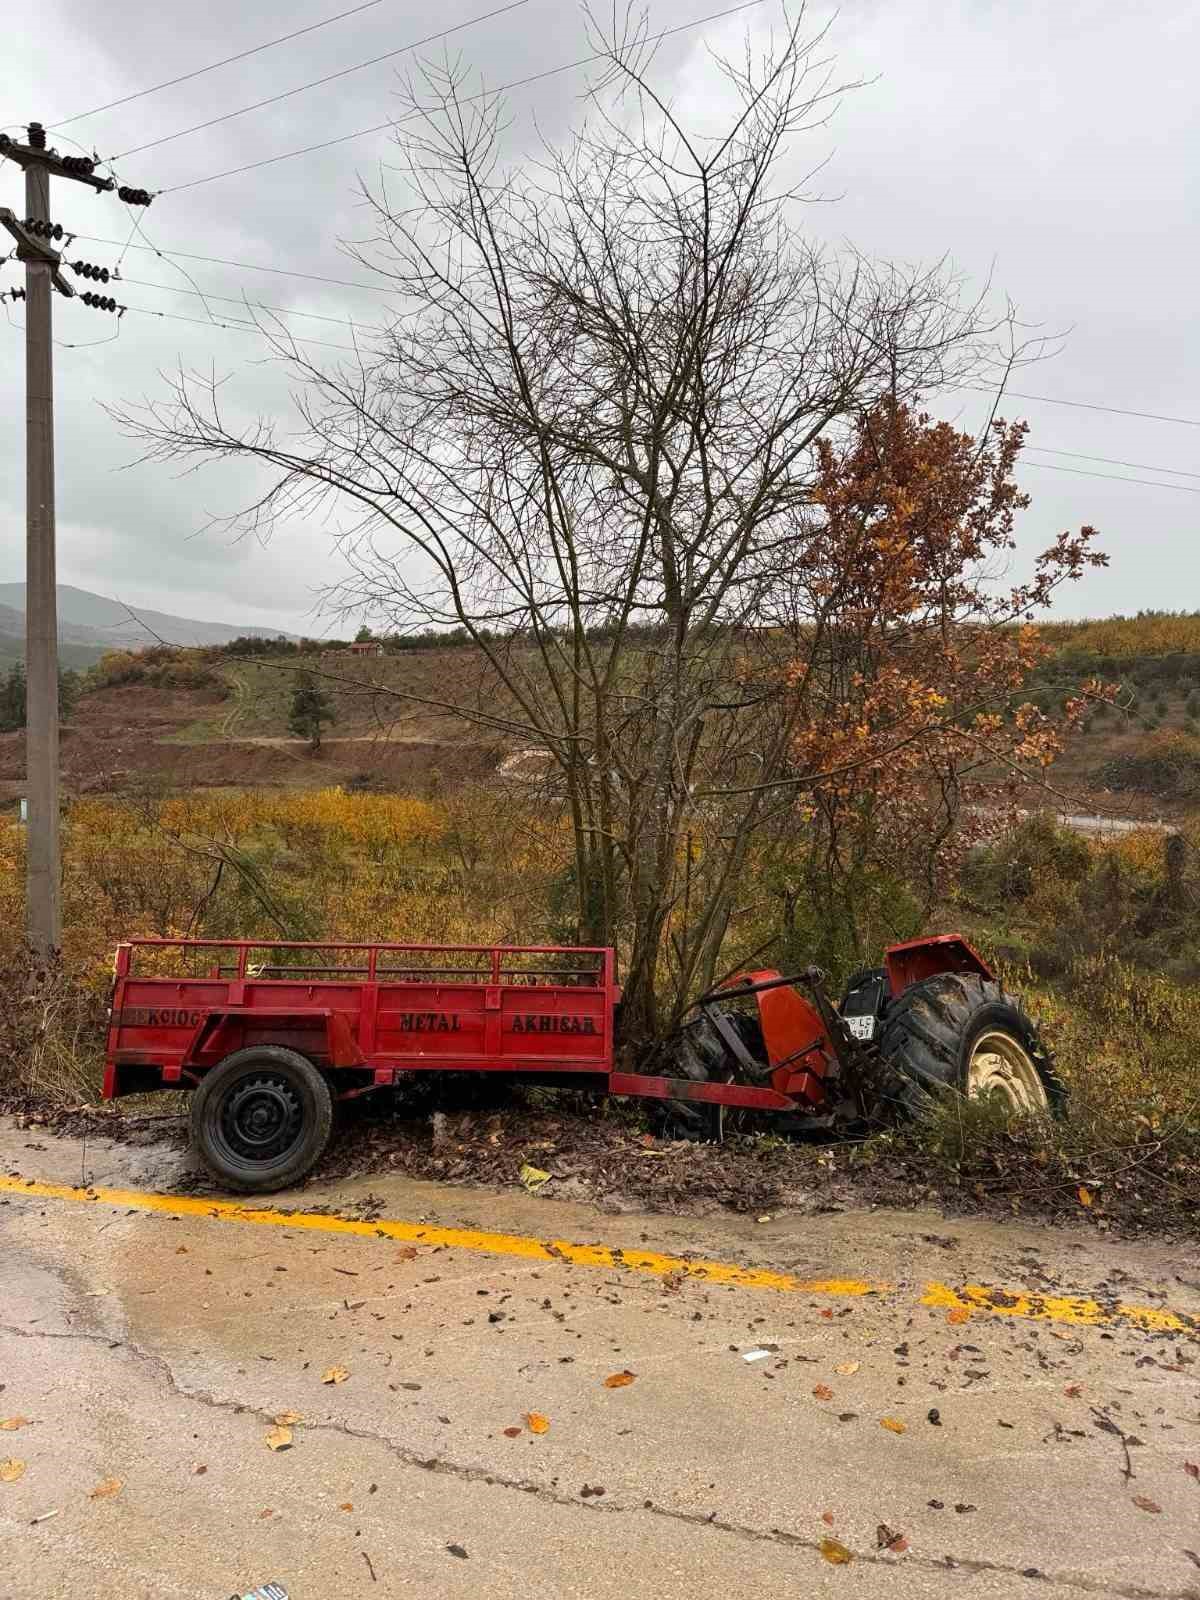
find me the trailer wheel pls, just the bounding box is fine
[877,973,1064,1119]
[191,1046,334,1193]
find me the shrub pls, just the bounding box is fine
[0,946,107,1108]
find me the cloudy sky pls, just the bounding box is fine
[4,0,1197,636]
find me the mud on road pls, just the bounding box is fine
[1,1117,1198,1600]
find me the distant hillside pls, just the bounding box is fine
[0,584,298,655]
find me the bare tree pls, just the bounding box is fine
[121,4,1075,1041]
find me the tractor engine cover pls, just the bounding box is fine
[715,969,837,1108]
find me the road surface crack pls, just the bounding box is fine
[1,1319,1195,1600]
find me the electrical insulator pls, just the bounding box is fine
[117,186,153,207]
[61,154,95,176]
[23,220,64,241]
[27,123,46,150]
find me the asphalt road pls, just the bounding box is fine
[1,1119,1198,1600]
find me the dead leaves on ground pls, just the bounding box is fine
[265,1425,293,1452]
[0,1417,30,1431]
[946,1307,971,1326]
[880,1418,907,1435]
[524,1412,550,1435]
[876,1523,909,1553]
[89,1477,123,1500]
[812,1383,834,1401]
[820,1537,853,1565]
[603,1371,636,1389]
[1132,1495,1162,1514]
[321,1366,350,1385]
[834,1362,860,1377]
[273,1411,303,1427]
[0,1459,26,1483]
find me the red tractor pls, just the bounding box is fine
[105,932,1061,1192]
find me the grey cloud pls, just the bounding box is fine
[5,0,1196,630]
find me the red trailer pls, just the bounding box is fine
[105,935,1062,1191]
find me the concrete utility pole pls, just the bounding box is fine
[0,124,142,954]
[22,147,61,955]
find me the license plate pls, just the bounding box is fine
[844,1014,876,1042]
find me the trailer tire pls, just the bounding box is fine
[878,973,1065,1120]
[191,1046,334,1193]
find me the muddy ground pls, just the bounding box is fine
[9,1082,1195,1241]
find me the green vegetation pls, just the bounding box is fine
[0,661,81,732]
[288,672,336,751]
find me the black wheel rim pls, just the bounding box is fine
[216,1073,304,1167]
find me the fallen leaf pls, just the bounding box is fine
[502,1426,522,1438]
[446,1544,469,1559]
[880,1417,907,1435]
[395,1247,418,1260]
[812,1384,834,1401]
[321,1366,350,1385]
[258,1508,273,1520]
[1132,1495,1162,1514]
[0,1458,26,1483]
[835,1362,860,1377]
[820,1537,852,1565]
[519,1163,552,1193]
[0,1418,30,1431]
[1184,1551,1200,1571]
[265,1426,293,1452]
[1064,1385,1083,1399]
[821,1511,836,1526]
[175,1245,188,1254]
[525,1412,549,1435]
[193,1465,207,1475]
[876,1523,908,1552]
[946,1308,971,1326]
[1078,1186,1094,1208]
[818,1308,834,1320]
[273,1411,303,1427]
[756,1214,773,1224]
[1185,1462,1198,1481]
[339,1502,353,1512]
[603,1371,636,1389]
[89,1477,123,1500]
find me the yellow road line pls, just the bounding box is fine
[921,1279,1195,1336]
[1,1174,1195,1336]
[0,1174,884,1298]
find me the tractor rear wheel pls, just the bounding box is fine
[877,973,1064,1119]
[191,1045,334,1193]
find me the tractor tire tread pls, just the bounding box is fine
[878,972,1064,1119]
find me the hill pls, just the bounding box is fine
[0,583,298,658]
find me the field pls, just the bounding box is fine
[0,616,1198,1231]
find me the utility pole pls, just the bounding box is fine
[1,124,144,954]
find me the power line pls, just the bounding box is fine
[72,233,395,295]
[110,0,531,161]
[160,0,766,193]
[50,0,396,128]
[67,305,1200,494]
[1023,460,1200,495]
[120,302,365,353]
[119,275,384,331]
[964,384,1200,430]
[1026,445,1200,481]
